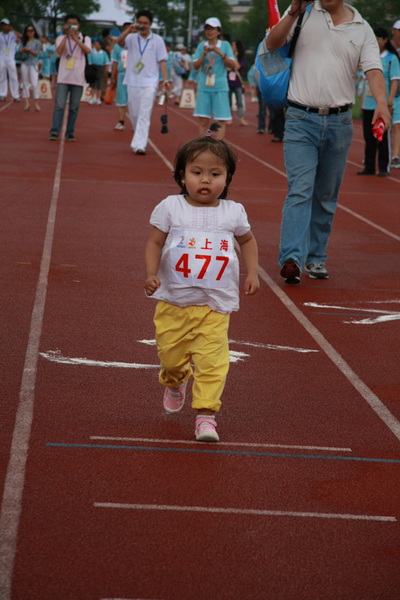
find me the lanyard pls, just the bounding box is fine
[67,36,78,57]
[137,35,150,57]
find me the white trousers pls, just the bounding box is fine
[21,63,39,99]
[0,60,19,99]
[171,70,183,98]
[127,86,157,152]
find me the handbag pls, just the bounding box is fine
[15,50,29,62]
[104,82,116,105]
[254,6,310,109]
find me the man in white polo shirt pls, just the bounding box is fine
[0,18,22,101]
[267,0,391,284]
[116,9,169,155]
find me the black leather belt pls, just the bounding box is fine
[287,100,351,115]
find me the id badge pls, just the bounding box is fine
[133,60,144,74]
[66,58,75,70]
[4,48,10,55]
[206,73,216,87]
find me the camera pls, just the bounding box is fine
[136,25,145,31]
[68,25,78,30]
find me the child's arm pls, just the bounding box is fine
[235,231,260,295]
[144,226,167,296]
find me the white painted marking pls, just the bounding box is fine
[258,267,400,442]
[40,350,159,369]
[94,502,396,522]
[147,138,174,171]
[304,301,400,325]
[137,338,319,354]
[0,117,68,600]
[90,436,352,453]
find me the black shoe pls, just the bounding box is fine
[378,172,388,177]
[357,169,375,175]
[65,132,77,141]
[271,136,283,142]
[280,259,300,285]
[258,128,265,134]
[49,131,58,141]
[135,149,146,155]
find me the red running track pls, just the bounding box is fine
[1,91,400,600]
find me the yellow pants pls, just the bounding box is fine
[154,301,230,412]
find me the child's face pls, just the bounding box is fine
[181,150,228,207]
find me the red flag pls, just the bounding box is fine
[266,0,281,28]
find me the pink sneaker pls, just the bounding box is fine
[163,381,187,414]
[195,416,219,442]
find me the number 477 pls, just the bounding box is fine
[175,253,229,280]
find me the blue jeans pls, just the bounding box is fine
[50,83,83,136]
[229,86,244,118]
[279,106,353,270]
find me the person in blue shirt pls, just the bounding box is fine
[192,17,237,139]
[88,38,110,104]
[111,22,130,129]
[358,27,400,176]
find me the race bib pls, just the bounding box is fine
[169,229,235,289]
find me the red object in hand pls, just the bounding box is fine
[372,118,385,142]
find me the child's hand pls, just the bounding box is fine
[244,274,260,295]
[145,275,161,296]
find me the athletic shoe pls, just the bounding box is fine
[163,381,187,414]
[65,133,77,141]
[357,169,375,175]
[49,131,58,141]
[195,416,219,443]
[135,149,146,155]
[280,259,300,285]
[114,122,125,130]
[305,263,329,279]
[0,96,5,101]
[391,157,400,169]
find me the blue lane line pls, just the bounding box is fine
[45,442,400,464]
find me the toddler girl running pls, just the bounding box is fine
[144,131,260,442]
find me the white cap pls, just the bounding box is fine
[0,18,10,25]
[176,43,185,49]
[393,20,400,29]
[204,17,221,29]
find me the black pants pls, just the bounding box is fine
[362,109,391,174]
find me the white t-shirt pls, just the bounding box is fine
[285,1,381,108]
[149,195,251,314]
[0,31,19,61]
[122,31,167,88]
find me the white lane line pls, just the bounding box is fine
[258,266,400,443]
[94,502,396,522]
[90,436,352,453]
[169,107,400,237]
[147,138,174,171]
[138,338,319,353]
[0,118,67,600]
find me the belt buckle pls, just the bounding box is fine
[318,107,329,116]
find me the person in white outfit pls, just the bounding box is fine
[116,9,169,155]
[0,18,22,101]
[170,43,191,104]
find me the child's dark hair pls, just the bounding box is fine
[174,127,237,200]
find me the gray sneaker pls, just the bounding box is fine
[305,263,329,279]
